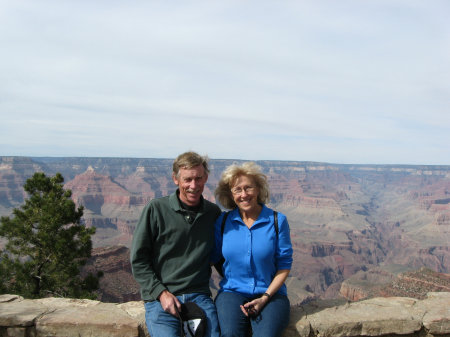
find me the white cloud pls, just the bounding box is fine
[0,0,449,164]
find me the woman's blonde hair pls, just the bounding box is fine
[215,162,270,209]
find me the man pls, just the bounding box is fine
[131,151,221,337]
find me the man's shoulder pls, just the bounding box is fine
[145,194,172,210]
[202,198,221,214]
[149,194,171,204]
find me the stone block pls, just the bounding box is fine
[6,327,26,337]
[418,292,450,335]
[305,297,422,337]
[35,302,139,337]
[117,301,149,337]
[0,300,47,327]
[0,295,23,304]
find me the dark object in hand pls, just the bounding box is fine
[242,300,258,318]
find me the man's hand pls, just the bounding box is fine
[158,290,182,317]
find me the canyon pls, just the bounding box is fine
[0,156,449,303]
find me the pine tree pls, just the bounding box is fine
[0,172,101,299]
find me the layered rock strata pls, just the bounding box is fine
[1,157,449,301]
[341,267,450,301]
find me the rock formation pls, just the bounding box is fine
[82,245,141,303]
[1,293,449,337]
[1,156,449,302]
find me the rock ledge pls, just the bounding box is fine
[1,292,449,337]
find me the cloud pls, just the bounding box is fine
[0,0,449,164]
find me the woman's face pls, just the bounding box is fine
[231,175,259,212]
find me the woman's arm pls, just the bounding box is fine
[241,211,293,317]
[265,269,290,297]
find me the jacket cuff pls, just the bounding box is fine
[151,284,168,300]
[276,261,292,270]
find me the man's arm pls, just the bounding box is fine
[130,203,167,301]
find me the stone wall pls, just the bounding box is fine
[1,292,449,337]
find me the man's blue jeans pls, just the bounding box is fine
[144,293,220,337]
[215,291,290,337]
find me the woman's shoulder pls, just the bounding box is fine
[261,205,288,223]
[215,208,236,225]
[260,204,282,215]
[222,207,240,218]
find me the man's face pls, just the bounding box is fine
[172,165,208,207]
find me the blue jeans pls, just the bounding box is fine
[215,291,290,337]
[144,293,220,337]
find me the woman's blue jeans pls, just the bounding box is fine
[215,291,290,337]
[145,293,220,337]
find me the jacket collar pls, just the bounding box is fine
[169,190,205,213]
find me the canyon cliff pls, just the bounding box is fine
[1,156,449,303]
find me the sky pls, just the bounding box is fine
[0,0,449,165]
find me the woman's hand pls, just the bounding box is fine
[240,295,270,317]
[240,270,290,317]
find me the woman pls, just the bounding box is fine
[212,162,293,337]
